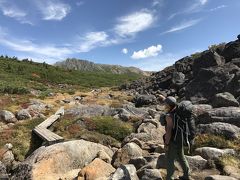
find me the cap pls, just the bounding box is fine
[164,96,177,107]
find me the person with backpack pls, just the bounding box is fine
[159,95,195,180]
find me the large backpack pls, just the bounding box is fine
[172,100,196,150]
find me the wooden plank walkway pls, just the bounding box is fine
[33,107,64,145]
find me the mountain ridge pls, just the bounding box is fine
[55,58,151,76]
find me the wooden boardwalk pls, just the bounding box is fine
[33,107,64,145]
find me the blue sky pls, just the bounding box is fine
[0,0,240,71]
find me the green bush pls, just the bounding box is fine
[0,85,29,94]
[193,134,239,151]
[91,116,133,141]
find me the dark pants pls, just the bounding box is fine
[166,141,190,180]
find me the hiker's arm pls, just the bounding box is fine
[165,115,173,145]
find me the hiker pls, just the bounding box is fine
[159,95,193,180]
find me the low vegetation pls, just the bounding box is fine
[193,134,240,152]
[0,56,142,95]
[0,118,44,161]
[51,115,133,147]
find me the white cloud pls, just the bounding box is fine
[163,19,201,34]
[131,45,162,59]
[122,48,128,54]
[77,31,109,52]
[114,10,155,37]
[0,27,72,60]
[209,5,226,12]
[152,0,164,7]
[131,49,203,71]
[199,0,208,5]
[37,0,71,21]
[0,0,31,24]
[168,0,209,20]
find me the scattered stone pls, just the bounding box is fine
[211,92,239,108]
[134,94,157,107]
[0,161,8,179]
[4,143,13,150]
[129,157,147,170]
[62,99,71,103]
[172,71,185,85]
[111,164,139,180]
[74,96,82,101]
[197,122,240,139]
[112,142,142,168]
[1,149,14,170]
[195,147,235,160]
[78,158,115,180]
[137,169,162,180]
[232,58,240,67]
[186,155,208,171]
[0,110,17,123]
[96,150,112,163]
[16,109,32,120]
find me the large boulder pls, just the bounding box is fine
[122,119,165,151]
[232,58,240,67]
[186,155,208,171]
[65,104,114,117]
[16,109,32,120]
[197,122,240,139]
[133,95,157,107]
[186,63,240,104]
[195,147,235,160]
[27,99,47,116]
[196,107,240,127]
[129,157,148,170]
[226,71,240,97]
[111,164,139,180]
[112,142,142,168]
[77,158,115,180]
[0,110,17,123]
[11,140,113,180]
[211,92,239,108]
[172,71,185,85]
[137,169,162,180]
[192,51,225,75]
[223,39,240,62]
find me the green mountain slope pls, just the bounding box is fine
[0,56,143,94]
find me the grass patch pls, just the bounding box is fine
[0,56,143,94]
[193,134,240,152]
[0,118,44,161]
[51,115,133,147]
[90,116,133,141]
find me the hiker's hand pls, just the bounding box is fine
[157,94,166,101]
[164,144,169,152]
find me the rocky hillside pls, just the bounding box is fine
[123,35,240,105]
[0,36,240,180]
[55,58,150,76]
